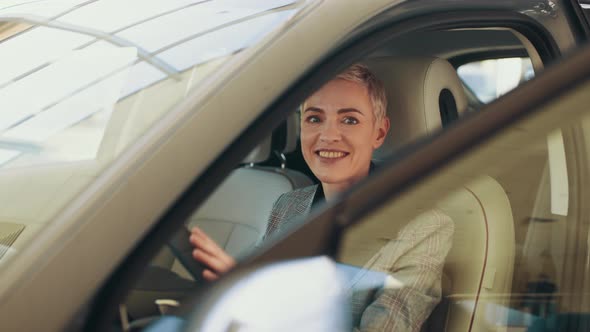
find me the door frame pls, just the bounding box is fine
[83,9,567,332]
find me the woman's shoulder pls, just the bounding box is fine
[274,184,318,209]
[273,184,318,210]
[264,184,319,238]
[279,184,318,200]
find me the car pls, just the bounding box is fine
[1,0,590,331]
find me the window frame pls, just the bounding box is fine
[82,9,562,332]
[187,42,590,332]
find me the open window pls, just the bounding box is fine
[83,10,565,332]
[177,45,590,332]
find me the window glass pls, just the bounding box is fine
[105,29,588,330]
[126,68,590,331]
[158,10,297,71]
[59,0,204,33]
[0,27,92,85]
[0,1,302,170]
[458,57,534,103]
[0,46,136,165]
[0,0,309,269]
[0,0,88,17]
[338,95,590,331]
[115,0,296,53]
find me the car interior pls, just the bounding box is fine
[347,54,515,332]
[118,26,580,332]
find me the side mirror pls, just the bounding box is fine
[147,256,352,331]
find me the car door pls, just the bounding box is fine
[70,2,590,331]
[173,43,590,332]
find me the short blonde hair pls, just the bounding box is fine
[335,63,388,121]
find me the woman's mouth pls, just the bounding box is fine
[316,150,349,159]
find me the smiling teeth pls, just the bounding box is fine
[318,151,346,158]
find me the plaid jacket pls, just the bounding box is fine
[263,185,454,332]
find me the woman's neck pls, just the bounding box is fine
[322,182,350,202]
[322,177,364,201]
[321,164,373,201]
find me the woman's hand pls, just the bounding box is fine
[189,226,236,281]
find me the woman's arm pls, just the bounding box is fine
[189,226,236,281]
[355,209,454,332]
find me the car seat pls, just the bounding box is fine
[172,112,313,277]
[128,114,313,318]
[364,56,516,331]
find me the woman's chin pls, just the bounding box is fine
[313,166,369,187]
[315,174,350,185]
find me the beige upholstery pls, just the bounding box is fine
[185,164,311,258]
[436,177,516,331]
[149,136,276,271]
[169,114,312,278]
[187,114,313,247]
[283,111,300,154]
[365,56,468,161]
[139,119,313,316]
[365,57,515,331]
[242,135,272,164]
[258,112,314,188]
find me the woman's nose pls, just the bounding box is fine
[319,121,342,142]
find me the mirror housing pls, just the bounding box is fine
[182,256,351,331]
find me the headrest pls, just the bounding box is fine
[242,136,271,164]
[364,56,468,161]
[282,111,300,154]
[242,111,299,164]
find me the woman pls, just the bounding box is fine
[190,64,453,331]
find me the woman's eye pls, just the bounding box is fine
[306,115,321,123]
[342,117,359,125]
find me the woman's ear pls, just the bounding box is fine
[373,116,390,149]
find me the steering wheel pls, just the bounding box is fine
[122,228,204,326]
[166,226,207,283]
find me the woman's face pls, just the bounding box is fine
[301,79,389,187]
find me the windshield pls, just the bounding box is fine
[0,0,308,263]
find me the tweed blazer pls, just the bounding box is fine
[263,185,454,332]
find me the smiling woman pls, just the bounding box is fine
[185,64,451,332]
[300,65,390,199]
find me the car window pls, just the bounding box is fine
[0,0,309,267]
[135,54,590,332]
[0,0,301,169]
[458,57,534,104]
[108,23,557,332]
[338,87,590,331]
